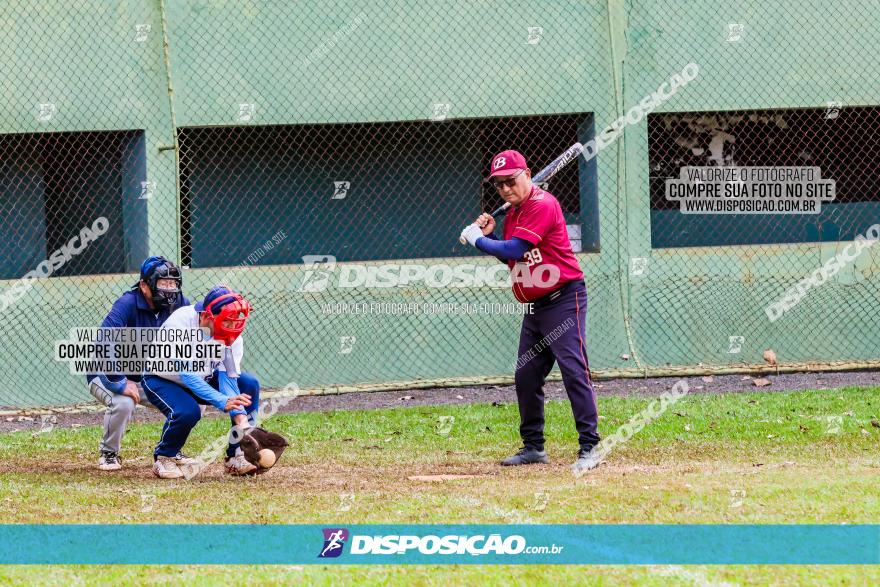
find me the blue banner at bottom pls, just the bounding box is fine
[1,525,877,565]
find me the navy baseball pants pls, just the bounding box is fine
[142,372,260,458]
[514,280,600,450]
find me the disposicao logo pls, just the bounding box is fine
[318,528,349,558]
[350,534,527,555]
[318,530,559,558]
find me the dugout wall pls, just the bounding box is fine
[0,0,878,407]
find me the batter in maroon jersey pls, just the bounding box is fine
[460,149,601,470]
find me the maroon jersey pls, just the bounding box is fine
[502,186,584,302]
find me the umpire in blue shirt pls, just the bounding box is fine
[86,256,188,471]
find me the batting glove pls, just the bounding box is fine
[460,223,484,247]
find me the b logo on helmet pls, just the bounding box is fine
[493,157,507,169]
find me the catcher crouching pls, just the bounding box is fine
[141,285,288,478]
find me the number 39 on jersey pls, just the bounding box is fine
[522,248,543,267]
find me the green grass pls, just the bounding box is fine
[1,386,878,585]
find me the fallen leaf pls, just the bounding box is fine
[701,376,714,383]
[767,434,775,439]
[753,378,771,387]
[684,424,692,432]
[455,395,464,400]
[762,349,777,365]
[861,429,871,437]
[741,376,753,381]
[798,425,809,433]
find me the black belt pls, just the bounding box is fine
[531,280,585,308]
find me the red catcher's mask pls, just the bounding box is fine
[205,293,252,346]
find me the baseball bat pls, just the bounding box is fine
[459,142,584,244]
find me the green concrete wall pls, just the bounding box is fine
[0,0,878,407]
[621,0,880,369]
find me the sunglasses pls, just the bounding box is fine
[492,169,525,189]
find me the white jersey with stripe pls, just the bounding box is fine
[149,305,244,385]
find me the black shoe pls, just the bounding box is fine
[501,447,549,466]
[571,446,603,473]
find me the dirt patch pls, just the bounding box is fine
[2,458,506,493]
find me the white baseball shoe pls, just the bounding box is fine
[225,450,257,476]
[97,451,122,471]
[153,455,184,479]
[173,452,200,467]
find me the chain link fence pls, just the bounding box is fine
[1,0,879,408]
[625,0,880,372]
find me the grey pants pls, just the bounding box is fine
[87,378,154,454]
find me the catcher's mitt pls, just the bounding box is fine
[240,426,289,473]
